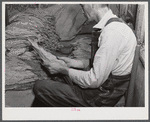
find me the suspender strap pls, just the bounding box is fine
[105,17,124,27]
[90,17,124,67]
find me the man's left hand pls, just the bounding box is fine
[42,60,69,75]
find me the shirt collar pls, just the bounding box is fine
[93,9,117,29]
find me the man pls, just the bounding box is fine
[33,4,137,107]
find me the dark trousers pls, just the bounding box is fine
[32,74,130,107]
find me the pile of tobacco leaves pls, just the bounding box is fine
[5,8,63,91]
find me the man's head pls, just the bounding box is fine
[80,4,109,22]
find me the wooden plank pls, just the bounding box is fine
[126,44,141,107]
[119,4,128,20]
[126,4,145,107]
[135,4,145,65]
[133,60,145,107]
[128,4,137,17]
[127,4,137,29]
[126,54,145,107]
[135,4,145,43]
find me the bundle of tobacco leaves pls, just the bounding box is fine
[28,38,67,66]
[69,36,92,59]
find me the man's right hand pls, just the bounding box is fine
[57,57,85,69]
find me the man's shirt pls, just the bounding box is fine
[68,9,137,88]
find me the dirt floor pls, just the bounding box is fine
[5,90,35,107]
[5,90,34,107]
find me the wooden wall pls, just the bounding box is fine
[134,4,145,107]
[109,4,137,29]
[110,4,145,107]
[110,4,145,64]
[133,59,145,107]
[135,5,145,66]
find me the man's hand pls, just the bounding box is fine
[42,60,69,75]
[57,57,88,69]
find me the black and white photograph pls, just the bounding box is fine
[2,1,148,120]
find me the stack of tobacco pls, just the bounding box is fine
[5,8,63,91]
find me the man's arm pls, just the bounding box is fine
[57,57,89,70]
[67,29,123,88]
[47,29,123,88]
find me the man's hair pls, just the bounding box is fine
[96,4,109,8]
[80,4,109,11]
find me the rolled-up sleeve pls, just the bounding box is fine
[69,29,124,88]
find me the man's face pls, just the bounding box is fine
[80,4,94,22]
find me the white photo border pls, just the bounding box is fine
[2,1,149,120]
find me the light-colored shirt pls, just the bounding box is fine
[69,9,137,88]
